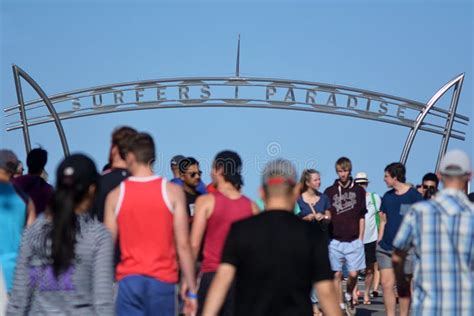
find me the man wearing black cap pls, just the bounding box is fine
[203,159,341,316]
[190,151,258,315]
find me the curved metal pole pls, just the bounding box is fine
[435,73,464,170]
[13,65,70,156]
[12,65,32,154]
[400,73,465,165]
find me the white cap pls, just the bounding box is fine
[354,171,369,183]
[439,149,471,176]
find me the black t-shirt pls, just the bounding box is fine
[184,190,200,218]
[221,210,333,316]
[92,168,129,222]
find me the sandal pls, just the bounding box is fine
[372,290,379,298]
[363,298,372,305]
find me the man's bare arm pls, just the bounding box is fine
[26,199,36,226]
[378,211,387,242]
[190,194,214,260]
[168,183,197,305]
[359,217,365,241]
[202,263,236,316]
[104,186,119,243]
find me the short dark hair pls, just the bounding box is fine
[27,148,48,175]
[384,162,406,183]
[422,172,439,187]
[127,133,155,165]
[112,126,138,160]
[178,157,199,173]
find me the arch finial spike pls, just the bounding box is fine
[235,34,241,77]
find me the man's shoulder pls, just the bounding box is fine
[323,183,337,195]
[382,189,396,199]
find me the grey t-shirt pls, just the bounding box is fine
[7,214,114,315]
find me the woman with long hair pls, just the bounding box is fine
[298,169,331,223]
[297,169,331,316]
[7,154,114,315]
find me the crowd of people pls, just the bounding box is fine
[0,125,473,316]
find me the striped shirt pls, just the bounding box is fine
[393,188,474,316]
[7,214,114,315]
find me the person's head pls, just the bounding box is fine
[170,155,185,178]
[179,157,201,190]
[212,150,243,190]
[299,169,321,194]
[26,147,47,175]
[51,154,98,277]
[335,157,352,183]
[260,159,298,206]
[14,161,24,178]
[126,133,155,173]
[0,149,19,181]
[421,172,439,199]
[109,126,138,166]
[354,171,369,189]
[384,162,406,188]
[438,149,472,191]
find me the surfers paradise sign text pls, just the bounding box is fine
[64,79,418,125]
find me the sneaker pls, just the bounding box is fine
[344,296,356,316]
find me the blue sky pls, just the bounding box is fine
[1,0,472,198]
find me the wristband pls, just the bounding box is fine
[187,291,198,299]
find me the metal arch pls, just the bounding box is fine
[435,73,465,170]
[12,65,70,156]
[12,65,31,154]
[400,73,465,166]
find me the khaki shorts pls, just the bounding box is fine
[376,244,413,275]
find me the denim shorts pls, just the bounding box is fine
[376,244,414,274]
[329,239,366,272]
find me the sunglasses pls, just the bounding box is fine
[183,171,202,178]
[422,185,436,189]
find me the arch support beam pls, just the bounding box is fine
[12,64,70,157]
[400,73,465,167]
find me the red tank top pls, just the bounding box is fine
[201,191,253,272]
[115,176,178,283]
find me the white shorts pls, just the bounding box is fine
[329,239,366,272]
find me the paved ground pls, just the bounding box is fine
[335,280,394,316]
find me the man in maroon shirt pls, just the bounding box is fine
[324,157,366,315]
[12,148,53,216]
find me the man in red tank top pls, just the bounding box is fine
[104,133,197,316]
[190,151,259,316]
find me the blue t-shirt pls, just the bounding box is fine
[297,194,330,218]
[379,187,423,251]
[0,182,27,291]
[170,178,208,195]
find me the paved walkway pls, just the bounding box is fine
[336,280,395,315]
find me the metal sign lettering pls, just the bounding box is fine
[3,66,468,170]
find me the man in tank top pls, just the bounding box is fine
[104,133,197,316]
[190,150,259,315]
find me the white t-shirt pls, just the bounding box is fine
[363,191,381,244]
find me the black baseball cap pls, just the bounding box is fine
[56,154,98,190]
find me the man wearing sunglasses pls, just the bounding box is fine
[179,157,204,219]
[419,172,439,200]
